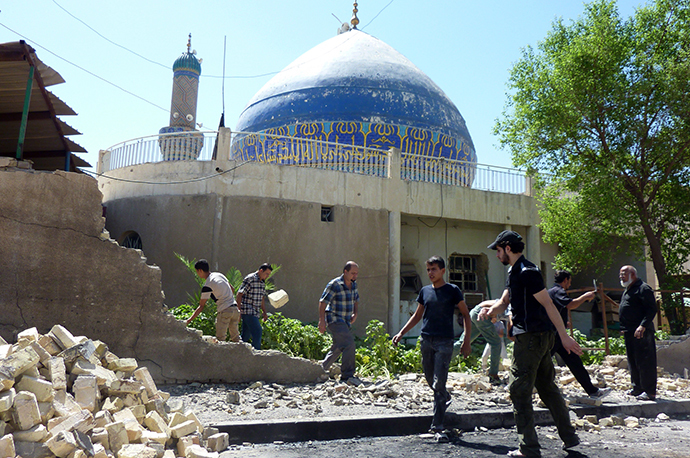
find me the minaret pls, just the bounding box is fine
[159,34,204,161]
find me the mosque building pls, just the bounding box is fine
[97,6,637,336]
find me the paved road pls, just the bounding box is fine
[219,416,690,458]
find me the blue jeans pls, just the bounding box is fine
[452,306,503,376]
[322,321,356,380]
[420,336,453,431]
[241,314,262,350]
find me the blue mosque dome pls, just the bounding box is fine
[172,52,201,76]
[233,28,476,172]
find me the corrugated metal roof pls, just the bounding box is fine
[0,41,90,171]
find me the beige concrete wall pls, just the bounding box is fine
[104,193,390,334]
[0,168,324,384]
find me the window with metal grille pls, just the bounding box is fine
[321,206,334,222]
[448,254,479,292]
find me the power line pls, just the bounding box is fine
[0,22,169,113]
[82,160,250,185]
[361,0,395,30]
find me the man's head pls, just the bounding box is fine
[194,259,210,279]
[488,230,524,266]
[619,265,638,288]
[258,263,273,281]
[554,270,572,288]
[343,261,359,282]
[425,256,446,284]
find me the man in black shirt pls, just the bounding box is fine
[619,265,657,401]
[480,231,581,457]
[548,271,608,397]
[393,256,471,443]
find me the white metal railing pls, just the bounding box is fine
[101,131,531,195]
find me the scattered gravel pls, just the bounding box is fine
[163,355,690,426]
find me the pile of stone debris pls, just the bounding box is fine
[0,325,226,458]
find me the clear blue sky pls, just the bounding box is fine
[1,0,646,170]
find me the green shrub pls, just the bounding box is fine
[355,320,422,377]
[261,313,332,360]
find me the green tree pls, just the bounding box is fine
[494,0,690,332]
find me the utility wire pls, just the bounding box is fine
[0,22,169,113]
[361,0,395,30]
[82,160,250,185]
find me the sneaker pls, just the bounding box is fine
[636,392,656,401]
[346,376,363,386]
[627,389,644,397]
[562,435,580,450]
[591,387,611,398]
[506,450,526,457]
[489,374,502,386]
[435,431,449,443]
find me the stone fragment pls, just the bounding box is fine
[176,435,199,457]
[37,335,62,356]
[73,375,98,412]
[48,325,79,350]
[14,390,41,430]
[130,404,147,423]
[107,357,137,373]
[0,434,14,458]
[17,327,40,344]
[186,444,219,458]
[226,391,240,405]
[38,400,55,423]
[559,374,576,385]
[144,411,171,438]
[142,429,169,446]
[28,341,52,365]
[0,345,39,380]
[93,443,108,458]
[207,432,229,452]
[116,443,158,458]
[108,379,145,395]
[12,423,48,442]
[112,408,143,442]
[58,340,97,368]
[162,450,176,458]
[599,417,614,427]
[170,419,197,439]
[167,412,187,428]
[0,389,14,412]
[47,408,94,436]
[144,398,168,421]
[625,416,640,428]
[71,360,117,387]
[52,390,83,417]
[185,410,203,432]
[105,421,129,454]
[16,375,55,402]
[47,357,67,390]
[91,427,110,450]
[133,367,158,397]
[46,430,78,458]
[202,426,219,440]
[102,396,124,414]
[584,415,598,424]
[94,410,114,428]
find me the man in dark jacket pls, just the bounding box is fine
[619,265,657,401]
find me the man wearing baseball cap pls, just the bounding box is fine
[480,230,582,457]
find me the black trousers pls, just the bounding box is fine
[624,330,657,396]
[551,335,598,395]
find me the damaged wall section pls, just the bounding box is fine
[0,167,324,384]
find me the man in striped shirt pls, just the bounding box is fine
[236,263,272,350]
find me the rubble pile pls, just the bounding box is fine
[0,325,226,458]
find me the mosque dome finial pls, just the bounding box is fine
[173,33,201,75]
[350,2,359,29]
[187,33,192,53]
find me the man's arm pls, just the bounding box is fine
[351,300,358,324]
[456,300,472,357]
[318,301,328,333]
[635,285,657,338]
[478,288,510,320]
[533,289,583,355]
[235,292,244,308]
[567,290,596,310]
[392,303,424,345]
[185,298,207,325]
[260,296,267,321]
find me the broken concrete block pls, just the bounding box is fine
[206,432,229,452]
[47,357,67,390]
[94,410,114,428]
[48,325,79,350]
[202,426,219,441]
[70,450,88,458]
[162,450,176,458]
[14,440,53,458]
[0,345,40,380]
[141,429,169,446]
[28,341,52,365]
[108,379,145,396]
[107,357,137,373]
[38,400,56,423]
[133,367,158,397]
[573,396,603,406]
[17,327,40,344]
[72,360,117,388]
[58,340,96,366]
[176,435,199,458]
[74,430,95,457]
[13,423,48,442]
[105,421,129,453]
[0,434,14,458]
[170,419,198,439]
[185,410,203,432]
[166,397,185,414]
[0,388,14,412]
[144,398,168,422]
[91,427,109,450]
[46,430,78,458]
[186,444,219,458]
[16,375,55,402]
[144,411,171,437]
[167,411,187,428]
[92,442,108,458]
[130,404,146,423]
[156,390,170,402]
[0,345,11,360]
[52,390,83,417]
[73,375,98,412]
[102,396,124,414]
[112,408,144,442]
[13,390,41,430]
[47,408,94,436]
[37,335,62,356]
[117,443,158,458]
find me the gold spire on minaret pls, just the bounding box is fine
[187,33,192,53]
[351,2,359,29]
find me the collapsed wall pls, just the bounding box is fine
[0,166,324,384]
